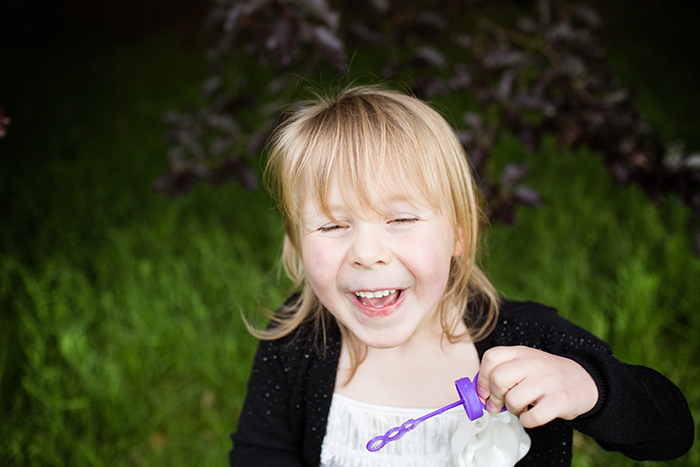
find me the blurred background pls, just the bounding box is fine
[1,0,699,465]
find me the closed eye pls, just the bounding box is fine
[390,217,419,225]
[318,224,346,233]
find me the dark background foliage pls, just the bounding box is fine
[140,0,700,253]
[3,0,699,229]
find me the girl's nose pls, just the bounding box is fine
[348,224,390,269]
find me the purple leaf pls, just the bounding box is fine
[267,76,289,94]
[475,88,491,105]
[603,90,630,105]
[481,50,529,70]
[500,163,530,187]
[546,22,581,43]
[583,111,605,128]
[663,141,685,170]
[463,112,484,130]
[162,110,188,127]
[690,194,700,214]
[519,128,540,153]
[238,165,259,190]
[223,0,272,32]
[0,105,10,138]
[223,4,245,32]
[448,64,471,91]
[266,13,300,67]
[513,186,543,207]
[167,146,188,165]
[497,202,517,224]
[455,130,474,148]
[497,69,516,99]
[414,46,448,70]
[516,17,538,33]
[168,129,206,159]
[532,68,556,97]
[468,147,489,173]
[572,5,601,28]
[558,126,584,149]
[369,0,390,13]
[204,112,240,134]
[513,92,556,116]
[201,75,223,98]
[294,0,340,29]
[209,137,234,157]
[563,55,587,76]
[210,156,258,190]
[415,11,449,31]
[419,77,449,97]
[684,154,700,170]
[382,57,401,78]
[351,24,384,45]
[247,131,267,155]
[452,34,472,48]
[608,162,631,184]
[629,151,653,169]
[311,26,347,70]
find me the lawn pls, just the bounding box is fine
[1,2,698,466]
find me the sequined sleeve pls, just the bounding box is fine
[230,316,341,467]
[480,300,694,463]
[230,334,306,466]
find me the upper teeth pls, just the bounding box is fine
[355,289,396,299]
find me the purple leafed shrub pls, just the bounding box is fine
[158,0,700,253]
[0,105,9,138]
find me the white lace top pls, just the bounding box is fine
[320,393,531,467]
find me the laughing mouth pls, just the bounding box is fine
[354,289,401,308]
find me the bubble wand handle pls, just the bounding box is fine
[365,400,463,452]
[365,372,506,452]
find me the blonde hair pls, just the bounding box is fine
[257,85,499,374]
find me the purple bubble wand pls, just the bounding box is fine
[366,372,506,452]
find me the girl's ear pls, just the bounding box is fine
[453,227,465,257]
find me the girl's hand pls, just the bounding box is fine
[476,346,599,428]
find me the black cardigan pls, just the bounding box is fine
[230,300,694,466]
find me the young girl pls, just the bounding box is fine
[230,86,693,466]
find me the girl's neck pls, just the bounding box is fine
[335,321,480,408]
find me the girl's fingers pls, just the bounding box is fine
[478,347,600,426]
[482,357,532,413]
[517,396,558,428]
[501,382,538,416]
[476,346,522,400]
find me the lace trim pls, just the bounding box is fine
[320,393,530,467]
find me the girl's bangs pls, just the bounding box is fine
[301,106,453,223]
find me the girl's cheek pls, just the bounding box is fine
[304,243,338,275]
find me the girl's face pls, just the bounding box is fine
[300,176,462,350]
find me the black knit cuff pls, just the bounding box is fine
[562,347,608,419]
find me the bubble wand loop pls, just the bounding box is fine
[365,372,506,452]
[365,400,464,452]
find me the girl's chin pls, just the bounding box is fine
[354,328,413,350]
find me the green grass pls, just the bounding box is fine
[2,201,287,465]
[1,17,699,467]
[0,34,289,465]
